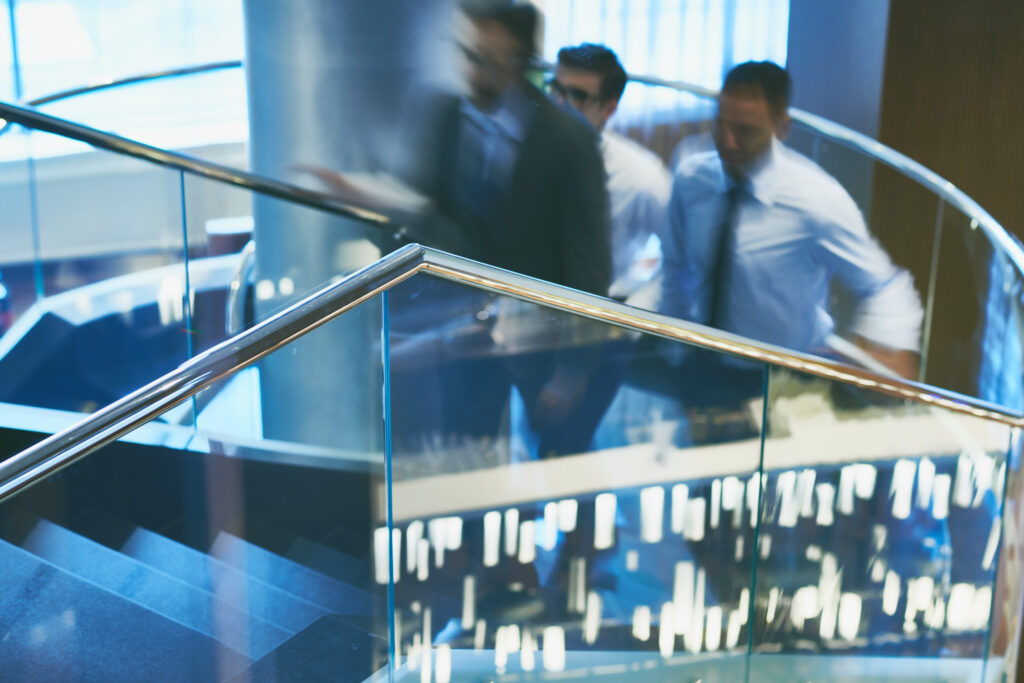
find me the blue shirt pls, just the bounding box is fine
[661,138,922,354]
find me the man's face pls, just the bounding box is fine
[460,19,523,112]
[550,65,617,131]
[713,87,782,179]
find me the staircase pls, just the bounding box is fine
[0,505,385,682]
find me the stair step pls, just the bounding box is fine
[0,537,249,681]
[226,615,384,683]
[0,508,289,660]
[122,525,327,634]
[210,531,379,616]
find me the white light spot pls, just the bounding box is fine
[947,583,974,631]
[503,509,519,557]
[854,464,877,500]
[684,497,706,541]
[982,517,1001,571]
[435,644,451,683]
[726,609,743,649]
[917,457,936,510]
[583,591,603,645]
[278,276,296,296]
[542,626,566,671]
[837,466,856,515]
[658,603,675,658]
[556,499,578,532]
[837,593,862,641]
[932,474,951,519]
[406,521,424,574]
[671,484,689,534]
[444,517,463,551]
[416,538,430,582]
[462,575,476,629]
[891,459,917,520]
[710,479,722,530]
[254,278,275,301]
[672,562,695,635]
[705,606,723,652]
[883,571,901,616]
[521,629,537,671]
[776,470,799,528]
[766,587,780,623]
[815,483,835,526]
[790,586,818,631]
[625,550,639,572]
[518,520,536,564]
[641,486,665,543]
[632,605,651,641]
[594,493,617,550]
[473,620,486,650]
[373,526,390,585]
[483,511,501,567]
[796,469,816,518]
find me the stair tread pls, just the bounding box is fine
[211,531,379,616]
[120,523,327,633]
[0,537,249,681]
[1,509,289,660]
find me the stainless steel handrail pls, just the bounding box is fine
[22,60,243,108]
[2,243,1020,504]
[0,100,406,235]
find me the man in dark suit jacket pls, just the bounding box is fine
[419,1,612,298]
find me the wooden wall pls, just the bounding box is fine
[873,0,1024,394]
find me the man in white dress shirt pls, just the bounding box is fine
[661,61,922,378]
[550,43,672,303]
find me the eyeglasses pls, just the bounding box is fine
[457,42,523,74]
[544,77,602,108]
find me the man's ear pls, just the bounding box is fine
[600,99,619,128]
[775,109,791,141]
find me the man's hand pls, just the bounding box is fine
[853,335,920,380]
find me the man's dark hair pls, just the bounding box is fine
[722,61,792,117]
[556,43,628,103]
[461,1,539,61]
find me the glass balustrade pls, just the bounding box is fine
[0,294,390,681]
[0,255,1020,680]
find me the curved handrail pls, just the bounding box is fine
[1,243,1020,504]
[4,59,1020,279]
[546,61,1024,278]
[24,60,243,108]
[0,100,408,236]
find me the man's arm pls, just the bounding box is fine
[816,190,924,377]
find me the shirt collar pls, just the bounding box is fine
[460,85,531,143]
[718,136,783,205]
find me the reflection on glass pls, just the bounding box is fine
[750,367,1012,681]
[0,293,389,680]
[385,273,766,680]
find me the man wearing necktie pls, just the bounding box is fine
[661,61,922,381]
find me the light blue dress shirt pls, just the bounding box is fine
[661,138,923,354]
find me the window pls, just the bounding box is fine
[539,0,790,124]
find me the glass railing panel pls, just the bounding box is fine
[750,365,1014,682]
[385,272,768,681]
[927,203,1018,408]
[0,128,39,334]
[0,129,195,422]
[179,172,396,352]
[0,292,390,681]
